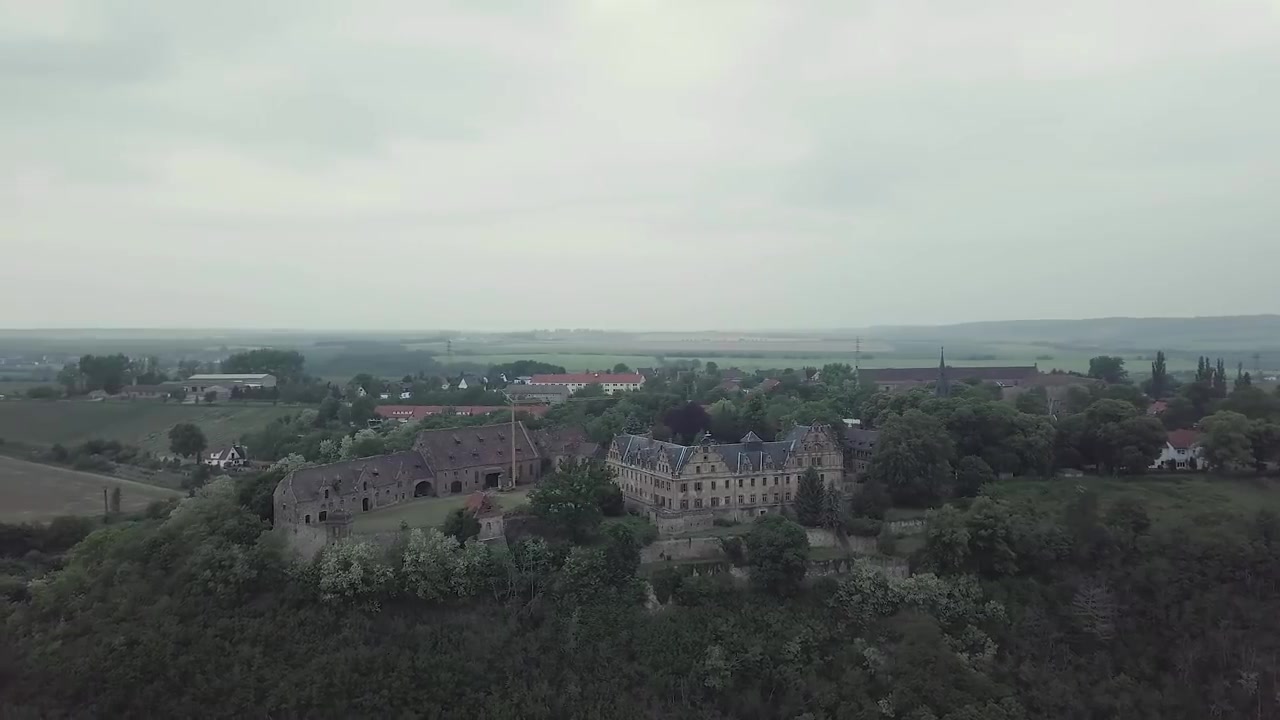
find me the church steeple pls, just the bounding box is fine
[936,346,951,398]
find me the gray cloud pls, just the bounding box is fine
[2,0,1278,330]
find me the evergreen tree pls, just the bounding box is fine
[1213,358,1229,398]
[1149,351,1168,398]
[793,467,825,526]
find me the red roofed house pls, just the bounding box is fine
[1151,429,1204,470]
[374,405,549,424]
[529,372,645,395]
[463,491,506,542]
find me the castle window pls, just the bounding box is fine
[820,474,825,482]
[773,494,779,503]
[738,478,743,488]
[680,500,688,509]
[749,494,756,504]
[750,478,756,487]
[363,482,368,490]
[304,514,311,524]
[319,511,328,521]
[324,489,329,499]
[680,483,688,492]
[711,497,720,507]
[696,465,701,473]
[694,482,702,491]
[738,495,744,504]
[694,498,702,508]
[786,475,792,485]
[785,492,792,501]
[711,481,717,490]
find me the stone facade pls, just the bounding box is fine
[607,424,843,535]
[273,421,541,549]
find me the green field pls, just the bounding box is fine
[352,489,531,533]
[439,352,1109,374]
[0,401,297,455]
[987,474,1280,525]
[0,454,182,522]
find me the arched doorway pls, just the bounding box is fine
[449,480,462,494]
[414,481,433,497]
[362,498,370,511]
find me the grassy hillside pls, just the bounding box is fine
[0,455,182,522]
[0,401,297,455]
[986,474,1280,525]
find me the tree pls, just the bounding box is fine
[1087,356,1128,384]
[1248,420,1280,470]
[203,390,218,404]
[793,467,825,526]
[221,349,306,383]
[1065,399,1166,474]
[528,461,609,541]
[611,363,632,374]
[1148,351,1169,398]
[1200,411,1255,471]
[744,515,809,597]
[56,363,81,395]
[955,456,995,498]
[109,486,122,515]
[441,508,480,543]
[168,423,207,460]
[866,409,955,506]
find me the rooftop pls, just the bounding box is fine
[185,373,274,381]
[859,366,1039,383]
[530,372,645,385]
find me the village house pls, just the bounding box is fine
[534,427,603,471]
[844,427,880,479]
[529,372,645,395]
[501,384,572,405]
[119,383,182,399]
[1151,429,1204,470]
[607,424,842,535]
[183,373,277,394]
[204,444,249,469]
[373,404,549,425]
[273,422,542,553]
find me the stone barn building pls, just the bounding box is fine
[272,421,542,555]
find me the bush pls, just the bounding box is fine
[609,516,658,546]
[712,517,739,528]
[72,456,113,474]
[650,566,684,603]
[845,517,884,537]
[850,480,890,520]
[672,573,733,606]
[876,527,898,555]
[719,536,746,566]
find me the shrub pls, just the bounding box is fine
[845,517,884,537]
[650,566,684,604]
[610,516,658,546]
[719,536,746,566]
[712,517,739,528]
[72,456,113,474]
[876,527,898,555]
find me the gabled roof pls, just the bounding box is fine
[1166,429,1202,450]
[754,378,781,393]
[276,451,431,504]
[412,421,540,473]
[186,373,274,381]
[844,427,881,450]
[612,424,835,475]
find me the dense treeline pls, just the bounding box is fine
[4,476,1280,718]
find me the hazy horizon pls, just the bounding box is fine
[3,1,1278,330]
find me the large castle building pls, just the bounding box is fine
[606,424,842,535]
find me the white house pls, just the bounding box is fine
[204,445,249,469]
[1151,429,1203,470]
[528,372,645,395]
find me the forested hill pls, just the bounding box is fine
[868,315,1280,351]
[3,476,1280,718]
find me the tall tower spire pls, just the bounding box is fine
[936,346,951,398]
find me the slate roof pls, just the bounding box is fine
[859,366,1039,383]
[412,421,540,473]
[613,424,830,475]
[844,427,881,451]
[277,451,431,504]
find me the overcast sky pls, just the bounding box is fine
[2,1,1278,330]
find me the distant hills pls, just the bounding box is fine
[864,315,1280,352]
